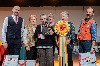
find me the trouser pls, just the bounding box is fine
[26,46,37,60]
[79,40,92,53]
[37,48,53,66]
[7,38,21,55]
[67,44,73,66]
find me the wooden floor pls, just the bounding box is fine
[54,53,100,66]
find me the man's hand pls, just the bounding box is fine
[90,41,96,54]
[77,34,80,41]
[3,42,8,48]
[90,48,95,54]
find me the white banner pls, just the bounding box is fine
[2,55,19,66]
[18,60,36,66]
[79,52,96,66]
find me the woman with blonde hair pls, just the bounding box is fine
[24,15,37,60]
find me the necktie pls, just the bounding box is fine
[15,16,18,24]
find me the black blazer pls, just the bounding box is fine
[34,24,54,46]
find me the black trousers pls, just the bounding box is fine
[7,38,21,55]
[67,45,73,66]
[37,48,53,66]
[26,46,37,60]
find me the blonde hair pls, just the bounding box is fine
[48,13,54,18]
[60,11,69,17]
[29,15,37,21]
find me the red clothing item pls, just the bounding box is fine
[78,19,94,40]
[0,45,7,61]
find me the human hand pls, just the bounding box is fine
[3,42,8,48]
[26,46,30,51]
[66,39,70,45]
[90,48,95,54]
[25,44,30,51]
[49,28,54,35]
[56,41,59,46]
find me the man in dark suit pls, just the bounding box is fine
[34,14,54,66]
[2,6,24,56]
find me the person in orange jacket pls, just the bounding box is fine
[77,7,97,53]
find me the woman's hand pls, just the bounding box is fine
[26,45,30,51]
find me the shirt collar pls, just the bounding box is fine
[12,15,18,18]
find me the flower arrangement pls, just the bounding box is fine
[55,20,70,36]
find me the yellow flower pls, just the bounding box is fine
[55,20,70,36]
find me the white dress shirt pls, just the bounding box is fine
[2,15,25,43]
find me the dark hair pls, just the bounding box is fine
[40,14,46,17]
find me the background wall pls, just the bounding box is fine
[0,6,100,40]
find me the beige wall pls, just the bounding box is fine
[0,6,100,40]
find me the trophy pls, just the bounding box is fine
[42,19,51,35]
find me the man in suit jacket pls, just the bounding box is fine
[2,6,24,56]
